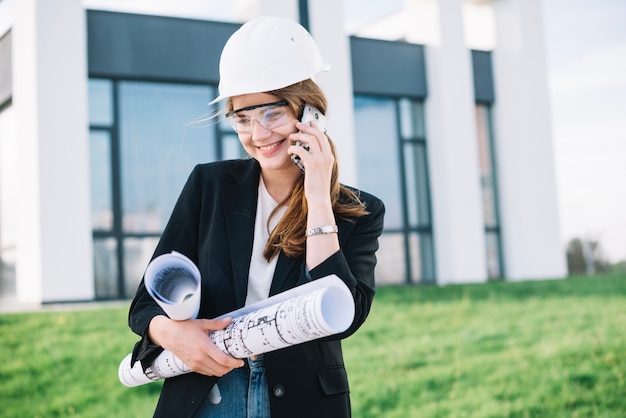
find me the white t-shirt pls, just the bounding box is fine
[244,177,287,306]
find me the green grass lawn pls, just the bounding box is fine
[1,275,624,417]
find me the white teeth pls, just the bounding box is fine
[259,141,281,151]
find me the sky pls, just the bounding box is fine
[541,0,626,262]
[82,0,626,263]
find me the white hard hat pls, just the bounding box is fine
[209,16,331,105]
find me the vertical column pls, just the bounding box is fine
[424,0,488,284]
[13,0,94,303]
[491,0,566,280]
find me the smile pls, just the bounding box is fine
[258,140,284,152]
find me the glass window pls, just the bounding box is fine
[401,99,430,229]
[399,98,426,139]
[222,133,246,160]
[403,142,431,227]
[123,237,159,298]
[0,105,17,300]
[93,238,118,299]
[354,96,402,230]
[419,233,436,281]
[89,130,113,230]
[485,231,502,279]
[476,105,498,227]
[88,78,221,299]
[374,233,406,284]
[88,79,113,126]
[476,104,503,278]
[119,81,216,233]
[354,95,435,284]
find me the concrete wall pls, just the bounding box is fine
[491,0,567,280]
[12,0,94,302]
[425,0,489,284]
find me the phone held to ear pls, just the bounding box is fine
[291,104,327,172]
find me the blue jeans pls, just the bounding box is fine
[193,356,271,418]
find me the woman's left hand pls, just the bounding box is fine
[288,121,334,201]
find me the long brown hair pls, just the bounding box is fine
[227,79,369,260]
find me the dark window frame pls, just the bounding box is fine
[88,76,231,299]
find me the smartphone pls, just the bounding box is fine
[291,104,327,172]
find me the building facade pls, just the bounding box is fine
[0,0,567,305]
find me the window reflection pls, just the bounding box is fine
[88,79,113,126]
[119,81,215,234]
[476,104,503,278]
[93,238,118,299]
[354,95,434,283]
[476,105,498,226]
[399,98,425,139]
[222,133,246,160]
[486,232,502,279]
[375,233,406,284]
[88,79,219,299]
[89,131,113,230]
[124,237,159,298]
[0,105,17,301]
[354,96,402,230]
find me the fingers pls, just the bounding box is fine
[199,316,233,332]
[187,340,244,377]
[196,317,245,372]
[290,122,334,173]
[157,317,244,377]
[292,121,328,153]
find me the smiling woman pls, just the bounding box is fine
[126,16,385,418]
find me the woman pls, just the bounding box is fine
[128,16,385,418]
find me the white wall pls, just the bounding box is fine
[491,0,567,280]
[0,0,14,37]
[424,0,488,284]
[12,0,94,302]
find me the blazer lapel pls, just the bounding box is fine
[222,159,260,307]
[269,251,301,296]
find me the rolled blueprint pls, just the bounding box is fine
[144,251,201,320]
[118,273,355,387]
[212,278,353,358]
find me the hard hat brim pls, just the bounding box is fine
[207,63,330,106]
[208,94,229,106]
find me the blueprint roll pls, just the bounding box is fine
[118,275,355,387]
[144,251,201,320]
[211,277,355,358]
[118,351,191,387]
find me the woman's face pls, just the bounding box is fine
[230,92,300,173]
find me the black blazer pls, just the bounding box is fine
[128,158,385,418]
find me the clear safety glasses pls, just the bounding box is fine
[225,101,291,134]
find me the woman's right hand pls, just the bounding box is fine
[148,315,245,377]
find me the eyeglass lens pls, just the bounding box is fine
[228,103,289,133]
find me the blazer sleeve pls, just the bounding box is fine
[308,190,385,338]
[127,165,204,367]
